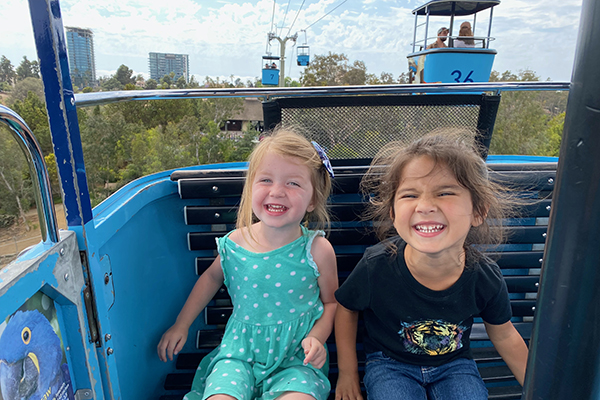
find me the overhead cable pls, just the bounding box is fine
[287,0,307,37]
[304,0,347,31]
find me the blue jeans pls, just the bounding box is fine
[363,352,488,400]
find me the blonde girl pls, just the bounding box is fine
[158,127,338,400]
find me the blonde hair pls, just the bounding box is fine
[237,126,332,243]
[459,21,475,45]
[361,130,519,258]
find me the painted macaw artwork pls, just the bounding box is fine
[0,309,72,400]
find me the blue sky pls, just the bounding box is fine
[2,0,582,84]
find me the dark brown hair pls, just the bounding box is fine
[361,131,521,258]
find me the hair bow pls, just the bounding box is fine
[311,141,335,179]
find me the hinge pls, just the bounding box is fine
[80,251,101,347]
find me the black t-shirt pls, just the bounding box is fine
[335,237,512,367]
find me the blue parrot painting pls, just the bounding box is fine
[0,310,72,400]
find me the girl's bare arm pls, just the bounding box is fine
[484,320,529,385]
[157,256,224,362]
[302,236,338,368]
[334,304,363,400]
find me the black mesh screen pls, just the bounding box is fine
[262,94,501,160]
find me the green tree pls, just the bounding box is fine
[489,69,552,155]
[176,76,187,89]
[100,76,123,91]
[0,56,17,86]
[0,128,32,226]
[6,77,44,106]
[115,64,135,86]
[16,56,40,81]
[300,52,370,86]
[145,79,158,90]
[543,112,565,157]
[80,107,145,202]
[10,90,52,155]
[228,128,258,162]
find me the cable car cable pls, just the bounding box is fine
[279,1,292,38]
[303,0,347,31]
[286,0,306,38]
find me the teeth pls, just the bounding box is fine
[415,224,444,233]
[267,205,287,212]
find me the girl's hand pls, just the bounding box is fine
[301,336,327,369]
[335,371,363,400]
[157,324,188,362]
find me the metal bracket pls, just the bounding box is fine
[74,389,93,400]
[80,251,101,346]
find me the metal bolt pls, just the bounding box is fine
[105,334,112,341]
[548,178,554,184]
[532,307,536,311]
[546,205,551,211]
[535,282,539,287]
[539,258,543,264]
[107,347,114,355]
[66,346,70,351]
[214,212,221,219]
[71,97,75,106]
[221,313,226,318]
[104,273,110,284]
[64,273,69,282]
[60,247,66,256]
[85,292,90,299]
[212,186,219,192]
[542,232,547,238]
[84,391,91,397]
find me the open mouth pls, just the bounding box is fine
[414,224,445,233]
[265,204,288,213]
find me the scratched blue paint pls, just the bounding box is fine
[29,0,92,230]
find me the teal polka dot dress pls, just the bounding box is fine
[184,226,331,400]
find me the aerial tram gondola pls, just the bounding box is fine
[408,0,499,84]
[297,30,310,66]
[261,54,280,86]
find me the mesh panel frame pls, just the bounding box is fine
[263,94,501,160]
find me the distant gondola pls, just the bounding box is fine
[297,45,310,66]
[262,55,280,86]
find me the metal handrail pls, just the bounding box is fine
[0,105,59,244]
[75,81,571,107]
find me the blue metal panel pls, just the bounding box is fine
[297,54,310,66]
[262,68,280,86]
[408,50,496,83]
[0,233,104,399]
[28,0,93,232]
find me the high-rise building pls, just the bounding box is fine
[149,53,189,84]
[65,27,96,88]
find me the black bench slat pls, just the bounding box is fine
[487,385,523,400]
[504,276,539,293]
[492,251,544,269]
[185,206,238,224]
[164,373,194,391]
[179,178,244,199]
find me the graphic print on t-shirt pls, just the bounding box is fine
[398,319,468,356]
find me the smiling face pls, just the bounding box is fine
[251,151,315,233]
[391,155,481,263]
